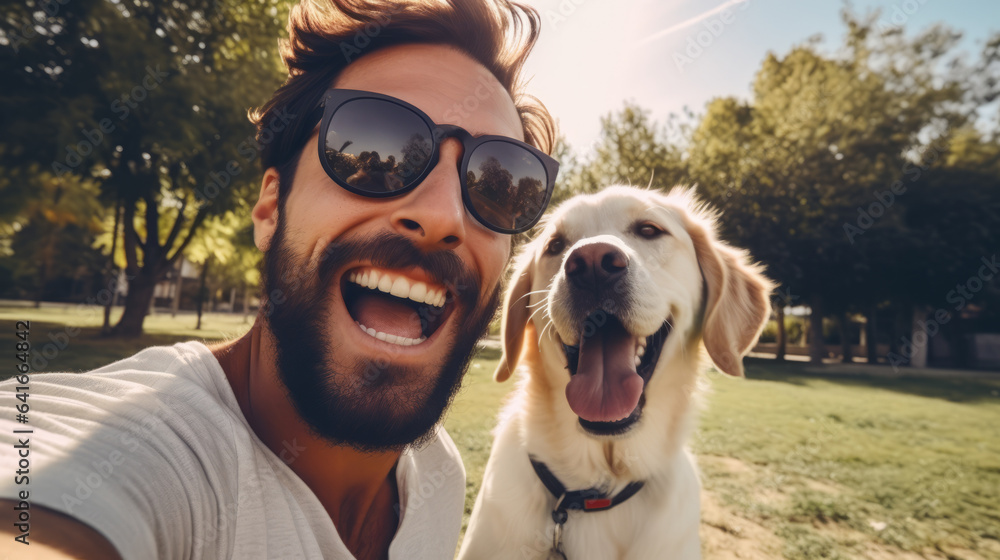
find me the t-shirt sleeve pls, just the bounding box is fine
[0,367,237,559]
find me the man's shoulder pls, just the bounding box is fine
[86,339,225,386]
[0,339,243,465]
[0,341,244,559]
[410,425,465,474]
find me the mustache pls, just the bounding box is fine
[316,230,482,310]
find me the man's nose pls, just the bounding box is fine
[390,138,467,250]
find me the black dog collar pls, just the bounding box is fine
[529,455,646,524]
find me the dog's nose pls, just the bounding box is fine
[565,242,629,291]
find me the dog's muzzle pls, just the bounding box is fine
[555,242,673,435]
[564,241,628,297]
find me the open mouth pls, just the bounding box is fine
[561,314,671,436]
[340,266,456,347]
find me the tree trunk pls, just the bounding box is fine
[102,200,122,334]
[888,306,902,359]
[109,183,210,338]
[839,312,853,363]
[111,272,157,338]
[947,313,970,369]
[865,306,878,364]
[171,258,183,318]
[775,304,786,361]
[909,307,928,368]
[34,253,48,308]
[196,258,210,330]
[808,294,825,365]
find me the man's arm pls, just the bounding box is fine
[0,499,123,560]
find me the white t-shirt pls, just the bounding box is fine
[0,341,466,559]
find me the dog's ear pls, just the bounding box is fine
[684,214,773,377]
[493,248,536,383]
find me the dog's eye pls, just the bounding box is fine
[637,223,666,239]
[544,237,565,256]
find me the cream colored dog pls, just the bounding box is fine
[458,186,773,560]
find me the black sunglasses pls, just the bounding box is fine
[305,89,559,234]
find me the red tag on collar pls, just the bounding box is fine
[584,498,612,510]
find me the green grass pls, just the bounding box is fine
[693,359,1000,559]
[3,304,999,558]
[441,346,514,532]
[0,303,251,372]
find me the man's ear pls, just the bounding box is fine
[493,247,537,383]
[684,214,774,377]
[253,167,281,252]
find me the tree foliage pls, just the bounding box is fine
[1,0,287,335]
[557,9,1000,365]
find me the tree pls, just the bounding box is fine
[0,0,287,336]
[185,207,260,329]
[687,9,975,364]
[0,169,106,304]
[552,104,687,206]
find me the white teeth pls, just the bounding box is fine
[635,340,646,366]
[355,321,427,346]
[409,282,427,304]
[390,276,409,299]
[378,274,393,293]
[347,268,446,308]
[428,290,443,307]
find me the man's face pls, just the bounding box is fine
[254,44,519,451]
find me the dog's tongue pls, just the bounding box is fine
[565,317,644,423]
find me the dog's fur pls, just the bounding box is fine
[457,186,773,559]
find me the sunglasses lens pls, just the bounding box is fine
[466,141,550,232]
[324,98,433,193]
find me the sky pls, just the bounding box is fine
[520,0,1000,155]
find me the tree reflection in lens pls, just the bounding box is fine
[326,132,431,193]
[467,149,546,231]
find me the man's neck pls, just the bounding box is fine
[208,321,401,558]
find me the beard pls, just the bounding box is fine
[261,214,502,453]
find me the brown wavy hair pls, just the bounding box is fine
[249,0,556,205]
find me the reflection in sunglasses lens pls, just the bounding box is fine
[325,98,432,193]
[323,96,550,232]
[467,141,547,232]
